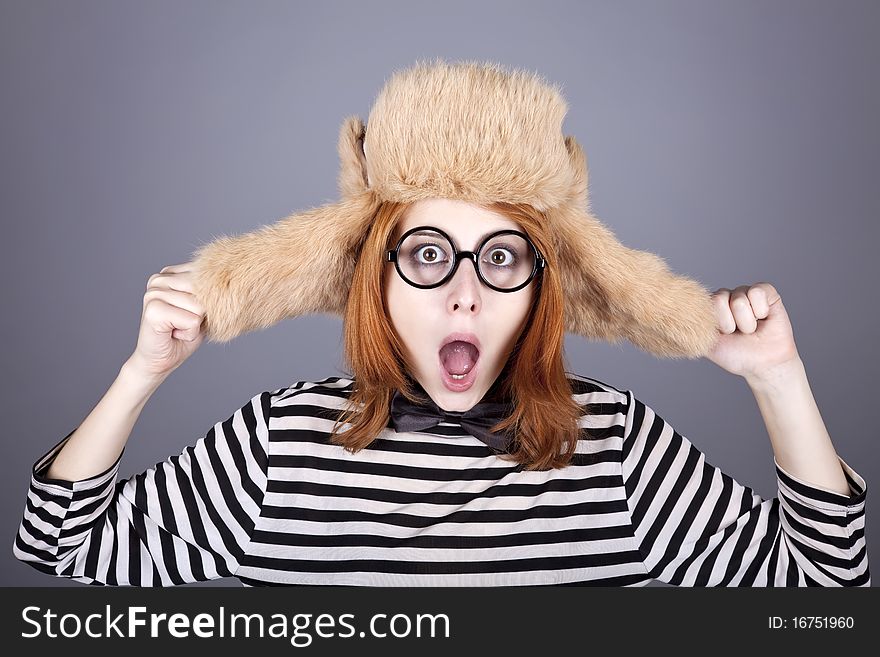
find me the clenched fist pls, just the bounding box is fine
[127,262,206,381]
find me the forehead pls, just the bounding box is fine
[396,198,522,246]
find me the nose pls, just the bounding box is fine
[446,256,482,313]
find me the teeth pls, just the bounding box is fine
[451,373,465,380]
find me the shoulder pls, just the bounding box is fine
[264,372,631,417]
[564,370,630,407]
[563,372,633,444]
[266,375,356,410]
[270,372,630,404]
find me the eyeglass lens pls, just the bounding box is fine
[396,229,536,290]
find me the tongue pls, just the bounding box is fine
[439,341,479,375]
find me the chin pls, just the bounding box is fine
[434,381,485,411]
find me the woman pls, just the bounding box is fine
[13,60,868,586]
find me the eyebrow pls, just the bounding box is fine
[408,228,514,242]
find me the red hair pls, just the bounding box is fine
[330,200,585,470]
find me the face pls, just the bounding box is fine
[384,198,537,412]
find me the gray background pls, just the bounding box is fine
[1,0,876,587]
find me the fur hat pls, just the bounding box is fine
[189,58,720,358]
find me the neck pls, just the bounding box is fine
[402,361,513,408]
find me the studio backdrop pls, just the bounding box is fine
[1,0,876,586]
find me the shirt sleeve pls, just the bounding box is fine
[12,390,276,586]
[621,390,869,586]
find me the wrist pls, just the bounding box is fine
[119,355,170,393]
[745,356,807,395]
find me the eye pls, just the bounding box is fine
[414,243,449,265]
[484,247,516,267]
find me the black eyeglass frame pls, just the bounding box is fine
[385,225,547,293]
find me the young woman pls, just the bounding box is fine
[13,60,868,586]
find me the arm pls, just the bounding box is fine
[45,259,208,482]
[746,357,850,496]
[621,390,868,586]
[44,356,167,482]
[708,283,855,495]
[10,258,283,585]
[12,363,278,585]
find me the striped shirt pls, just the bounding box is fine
[13,373,869,586]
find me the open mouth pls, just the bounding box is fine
[438,337,481,390]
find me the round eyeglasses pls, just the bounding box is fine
[386,225,546,293]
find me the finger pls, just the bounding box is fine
[711,288,737,334]
[159,262,193,274]
[143,288,206,318]
[747,284,771,319]
[729,285,758,334]
[750,282,780,318]
[143,298,203,336]
[147,271,194,294]
[171,326,205,342]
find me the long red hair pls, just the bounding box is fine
[330,199,585,470]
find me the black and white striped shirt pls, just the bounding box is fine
[13,373,869,586]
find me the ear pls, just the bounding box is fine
[190,193,379,343]
[555,136,720,359]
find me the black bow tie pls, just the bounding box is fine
[388,381,515,454]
